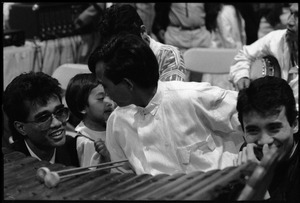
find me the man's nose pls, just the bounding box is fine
[288,14,296,26]
[257,132,274,145]
[104,96,114,107]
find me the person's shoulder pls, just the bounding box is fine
[264,29,287,38]
[149,36,181,54]
[11,139,29,154]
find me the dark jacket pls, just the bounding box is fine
[268,141,299,202]
[11,135,79,167]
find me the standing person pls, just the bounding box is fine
[202,3,246,90]
[229,3,298,109]
[236,76,299,201]
[65,73,114,167]
[206,3,246,49]
[3,72,79,166]
[97,4,186,82]
[88,33,244,175]
[257,3,288,39]
[153,3,212,51]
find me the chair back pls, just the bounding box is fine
[52,63,91,90]
[183,48,238,74]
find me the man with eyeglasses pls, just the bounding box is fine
[3,72,79,166]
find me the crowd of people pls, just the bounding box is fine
[2,3,298,201]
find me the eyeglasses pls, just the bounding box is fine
[24,107,70,130]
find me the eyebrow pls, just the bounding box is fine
[33,104,64,119]
[96,92,105,97]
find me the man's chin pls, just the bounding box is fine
[286,32,298,42]
[52,136,66,147]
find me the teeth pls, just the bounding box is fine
[52,131,62,137]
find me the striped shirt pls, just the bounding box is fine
[149,36,187,81]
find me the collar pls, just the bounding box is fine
[136,81,163,116]
[24,140,56,164]
[148,35,161,57]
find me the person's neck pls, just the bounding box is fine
[135,85,158,108]
[25,138,55,162]
[83,119,106,131]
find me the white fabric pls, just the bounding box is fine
[75,121,106,167]
[211,5,246,49]
[229,29,298,109]
[202,5,246,91]
[164,3,212,50]
[106,81,244,175]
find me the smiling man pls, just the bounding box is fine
[3,72,79,166]
[236,76,299,201]
[229,3,298,109]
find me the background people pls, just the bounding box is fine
[97,4,186,82]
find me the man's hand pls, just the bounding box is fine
[236,77,250,91]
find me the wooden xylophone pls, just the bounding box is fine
[3,147,257,200]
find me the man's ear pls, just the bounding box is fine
[123,78,134,91]
[14,121,27,136]
[140,25,150,44]
[292,118,298,134]
[140,25,147,34]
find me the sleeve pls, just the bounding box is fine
[157,47,187,81]
[105,113,128,162]
[76,136,96,167]
[194,84,242,134]
[229,31,278,84]
[105,112,136,174]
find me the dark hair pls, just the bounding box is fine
[258,3,283,27]
[65,73,99,120]
[205,3,223,32]
[205,3,244,32]
[88,33,159,89]
[237,76,297,130]
[3,72,62,141]
[98,4,144,46]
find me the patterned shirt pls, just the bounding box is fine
[149,36,187,81]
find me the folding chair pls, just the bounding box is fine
[183,47,238,74]
[52,63,91,90]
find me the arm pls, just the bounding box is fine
[196,85,241,133]
[157,47,187,82]
[229,30,282,89]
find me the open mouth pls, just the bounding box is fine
[105,108,113,114]
[50,129,64,140]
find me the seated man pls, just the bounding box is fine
[229,3,298,109]
[3,72,79,166]
[97,4,187,82]
[88,33,244,175]
[236,76,299,201]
